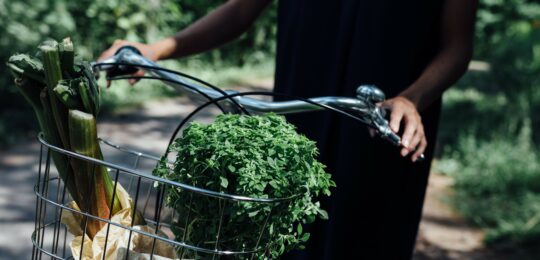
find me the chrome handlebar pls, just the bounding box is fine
[95,46,423,160]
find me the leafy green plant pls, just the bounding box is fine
[436,128,540,246]
[154,113,335,259]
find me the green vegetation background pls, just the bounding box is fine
[1,0,540,255]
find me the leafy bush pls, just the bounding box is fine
[434,2,540,250]
[154,113,334,258]
[437,128,540,246]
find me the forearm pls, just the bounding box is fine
[399,45,472,111]
[150,0,271,60]
[399,0,478,112]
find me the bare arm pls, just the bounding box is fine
[399,0,478,111]
[154,0,272,60]
[381,0,478,162]
[98,0,272,62]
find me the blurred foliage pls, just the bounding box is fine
[438,0,540,149]
[0,0,277,146]
[436,0,540,252]
[100,60,274,112]
[437,129,540,248]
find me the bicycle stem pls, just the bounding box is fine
[94,46,424,161]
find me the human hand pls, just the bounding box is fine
[379,96,427,162]
[97,40,161,85]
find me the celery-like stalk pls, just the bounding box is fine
[7,55,46,129]
[77,77,95,115]
[59,38,75,76]
[8,54,80,205]
[13,77,45,128]
[76,61,100,116]
[40,41,71,150]
[8,38,145,240]
[68,110,111,238]
[40,89,80,203]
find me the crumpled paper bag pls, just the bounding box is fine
[61,184,177,260]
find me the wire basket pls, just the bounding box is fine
[32,127,295,259]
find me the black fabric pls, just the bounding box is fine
[274,1,444,259]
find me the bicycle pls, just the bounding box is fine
[31,46,422,259]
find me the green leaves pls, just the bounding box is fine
[155,113,335,259]
[7,54,45,83]
[219,176,229,188]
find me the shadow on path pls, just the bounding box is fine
[0,96,220,259]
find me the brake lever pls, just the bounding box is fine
[356,85,425,162]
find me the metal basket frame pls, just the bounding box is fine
[32,131,296,259]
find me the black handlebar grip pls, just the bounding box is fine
[115,45,142,56]
[105,46,142,78]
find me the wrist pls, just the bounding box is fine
[398,88,423,110]
[150,37,178,61]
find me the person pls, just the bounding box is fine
[99,0,478,258]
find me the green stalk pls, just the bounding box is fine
[13,77,45,128]
[77,77,95,115]
[59,38,75,76]
[94,148,123,215]
[67,109,142,224]
[75,61,100,116]
[9,38,145,239]
[68,110,110,238]
[40,41,71,150]
[7,55,46,129]
[8,54,80,205]
[40,90,79,203]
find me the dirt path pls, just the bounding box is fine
[413,172,495,259]
[0,96,201,259]
[414,172,535,260]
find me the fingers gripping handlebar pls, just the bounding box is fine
[93,46,424,161]
[355,85,402,147]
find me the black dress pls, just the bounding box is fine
[274,0,444,259]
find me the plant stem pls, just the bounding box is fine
[68,109,110,238]
[40,89,79,203]
[59,38,75,76]
[40,41,71,150]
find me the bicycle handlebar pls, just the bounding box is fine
[94,46,424,161]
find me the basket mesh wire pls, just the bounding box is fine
[32,133,293,259]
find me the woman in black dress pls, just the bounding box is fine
[100,0,477,258]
